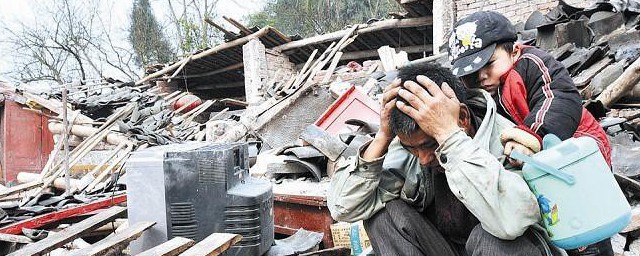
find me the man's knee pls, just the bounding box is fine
[466,224,491,253]
[466,224,544,256]
[364,200,416,235]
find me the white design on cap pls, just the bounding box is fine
[449,21,483,60]
[464,65,474,72]
[452,68,459,75]
[473,56,482,64]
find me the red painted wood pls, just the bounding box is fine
[273,193,334,248]
[0,194,127,234]
[314,86,380,135]
[1,100,54,183]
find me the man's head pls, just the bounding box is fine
[390,63,474,166]
[448,11,518,95]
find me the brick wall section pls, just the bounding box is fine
[454,0,594,24]
[265,48,296,83]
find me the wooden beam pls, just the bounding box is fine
[22,92,94,124]
[274,17,433,52]
[346,45,432,67]
[204,17,237,39]
[595,56,640,108]
[269,27,292,43]
[220,98,248,107]
[8,206,127,256]
[68,221,155,256]
[29,104,134,201]
[321,52,343,83]
[0,233,33,244]
[403,52,447,67]
[217,25,359,143]
[48,122,132,145]
[0,181,41,199]
[190,82,245,91]
[0,194,127,235]
[167,55,193,82]
[136,26,274,86]
[172,62,244,80]
[17,172,79,190]
[180,233,242,256]
[222,16,252,35]
[137,237,196,256]
[82,145,133,193]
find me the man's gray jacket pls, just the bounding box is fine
[327,89,541,240]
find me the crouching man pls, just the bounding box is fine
[327,63,549,255]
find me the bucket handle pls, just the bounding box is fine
[510,151,576,185]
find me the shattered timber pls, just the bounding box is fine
[1,0,640,255]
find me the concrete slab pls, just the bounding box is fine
[537,19,592,51]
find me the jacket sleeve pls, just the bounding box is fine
[327,140,404,223]
[516,50,583,140]
[436,130,541,240]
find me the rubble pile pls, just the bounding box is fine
[2,0,640,254]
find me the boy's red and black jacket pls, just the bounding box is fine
[498,45,612,165]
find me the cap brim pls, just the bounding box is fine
[451,43,496,77]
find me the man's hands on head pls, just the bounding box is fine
[361,78,401,161]
[377,78,400,143]
[396,75,462,144]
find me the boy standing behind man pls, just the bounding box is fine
[448,11,611,167]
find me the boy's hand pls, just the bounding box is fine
[396,75,461,144]
[504,141,534,167]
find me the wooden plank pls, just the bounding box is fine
[321,52,344,83]
[204,17,237,39]
[48,123,132,146]
[0,233,33,244]
[137,237,196,256]
[222,16,252,35]
[68,221,155,256]
[341,44,432,61]
[166,92,188,105]
[378,45,397,71]
[136,27,272,86]
[29,104,133,201]
[180,233,242,256]
[174,62,244,80]
[82,145,133,193]
[162,90,183,101]
[17,172,78,190]
[0,194,127,235]
[8,206,127,256]
[22,92,94,124]
[74,142,128,193]
[274,17,433,52]
[167,55,193,82]
[0,181,41,199]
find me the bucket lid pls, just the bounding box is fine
[521,135,600,182]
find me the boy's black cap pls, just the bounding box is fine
[448,11,517,77]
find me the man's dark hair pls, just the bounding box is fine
[390,62,466,135]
